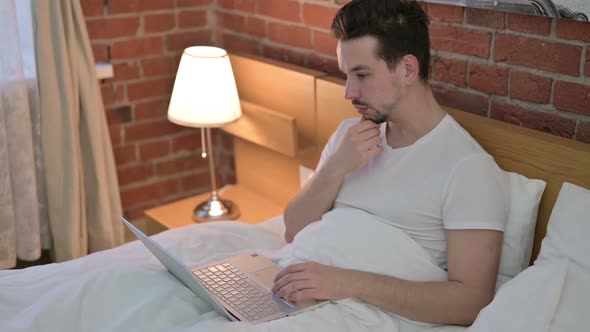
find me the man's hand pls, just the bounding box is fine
[323,117,383,178]
[271,262,355,303]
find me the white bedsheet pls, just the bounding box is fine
[0,216,466,332]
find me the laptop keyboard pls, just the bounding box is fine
[194,263,286,321]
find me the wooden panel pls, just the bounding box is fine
[229,53,325,147]
[316,76,358,149]
[315,76,590,263]
[234,137,301,208]
[222,101,299,157]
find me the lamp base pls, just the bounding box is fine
[193,194,240,223]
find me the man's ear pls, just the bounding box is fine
[402,54,419,83]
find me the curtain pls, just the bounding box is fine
[32,0,124,262]
[0,0,51,269]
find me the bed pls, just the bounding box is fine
[1,54,589,332]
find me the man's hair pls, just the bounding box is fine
[332,0,430,82]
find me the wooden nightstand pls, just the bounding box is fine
[144,184,285,231]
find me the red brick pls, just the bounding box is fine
[125,120,180,142]
[268,22,312,49]
[556,20,590,42]
[86,17,139,39]
[307,54,340,77]
[218,34,259,55]
[120,182,159,207]
[91,44,109,62]
[506,13,551,36]
[117,164,153,186]
[156,156,207,176]
[141,57,179,77]
[100,84,125,107]
[127,77,175,101]
[303,4,338,30]
[172,131,202,153]
[245,17,266,37]
[258,0,301,23]
[314,31,337,56]
[586,50,590,77]
[510,71,552,104]
[577,121,590,144]
[180,172,210,191]
[113,62,140,81]
[465,8,504,29]
[432,57,467,88]
[219,12,245,31]
[139,140,170,161]
[144,13,175,33]
[109,0,174,14]
[166,31,212,52]
[491,101,576,138]
[427,3,464,23]
[430,25,491,59]
[218,0,256,11]
[159,179,181,199]
[554,81,590,116]
[176,0,213,6]
[432,84,488,116]
[113,145,137,165]
[105,108,123,126]
[134,99,169,121]
[494,34,582,76]
[109,126,122,146]
[81,0,104,17]
[178,10,208,29]
[219,13,264,37]
[111,37,164,60]
[468,63,508,96]
[262,44,306,67]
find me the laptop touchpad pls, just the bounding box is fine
[251,266,281,290]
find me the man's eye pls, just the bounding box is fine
[356,73,368,79]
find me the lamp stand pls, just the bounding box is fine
[193,128,240,222]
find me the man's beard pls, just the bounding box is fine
[353,100,390,124]
[365,110,389,124]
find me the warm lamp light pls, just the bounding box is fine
[167,46,242,222]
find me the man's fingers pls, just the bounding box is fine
[273,263,308,282]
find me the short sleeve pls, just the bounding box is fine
[443,154,509,231]
[316,119,355,171]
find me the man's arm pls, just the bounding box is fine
[273,229,503,326]
[283,118,382,243]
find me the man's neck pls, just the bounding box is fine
[385,84,446,149]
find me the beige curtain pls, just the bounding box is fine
[33,0,124,261]
[0,0,51,269]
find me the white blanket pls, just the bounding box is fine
[0,214,465,332]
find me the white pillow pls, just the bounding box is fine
[300,165,546,289]
[497,172,546,288]
[469,259,568,332]
[537,182,590,332]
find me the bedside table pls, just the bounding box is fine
[144,184,285,230]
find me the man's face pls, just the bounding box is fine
[337,36,406,124]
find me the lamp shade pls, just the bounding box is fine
[167,46,242,128]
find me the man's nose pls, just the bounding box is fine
[344,79,358,100]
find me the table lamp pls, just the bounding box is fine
[167,46,242,222]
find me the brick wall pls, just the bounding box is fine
[82,0,236,221]
[82,0,589,220]
[216,0,590,143]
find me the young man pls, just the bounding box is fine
[271,0,509,326]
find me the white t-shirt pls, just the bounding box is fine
[317,114,509,269]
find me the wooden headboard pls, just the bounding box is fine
[225,53,590,262]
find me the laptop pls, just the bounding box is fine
[121,217,324,324]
